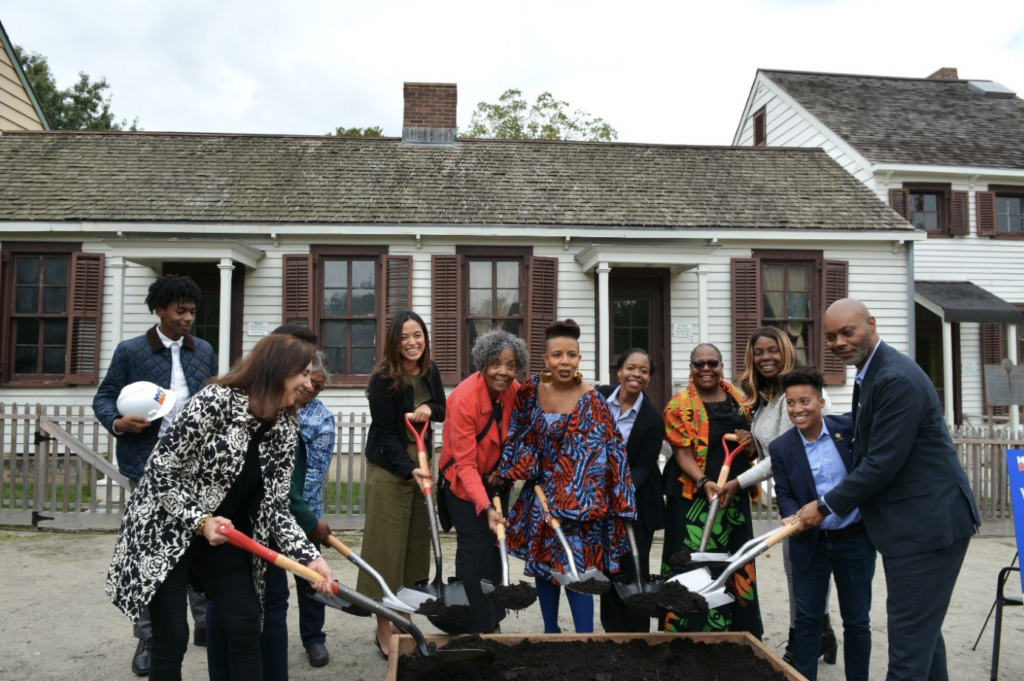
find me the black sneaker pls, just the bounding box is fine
[193,626,207,647]
[131,638,153,676]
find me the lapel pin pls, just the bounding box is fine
[834,432,844,442]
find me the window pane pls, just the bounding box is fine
[352,320,375,347]
[323,289,348,316]
[633,299,649,326]
[43,287,67,314]
[633,329,649,351]
[351,288,375,316]
[922,213,939,230]
[469,289,492,317]
[351,261,375,289]
[14,347,37,374]
[997,215,1009,232]
[613,300,631,326]
[16,319,38,345]
[496,261,519,288]
[613,328,630,354]
[43,347,66,374]
[324,261,347,288]
[496,288,520,316]
[324,347,347,375]
[43,319,67,345]
[789,292,811,318]
[44,257,69,285]
[352,348,375,375]
[15,287,38,313]
[469,261,491,288]
[324,320,347,347]
[500,319,520,336]
[16,258,40,285]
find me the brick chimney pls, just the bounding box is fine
[402,83,457,145]
[927,67,958,80]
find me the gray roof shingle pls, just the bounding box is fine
[0,131,910,230]
[761,69,1024,169]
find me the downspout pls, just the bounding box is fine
[907,241,915,360]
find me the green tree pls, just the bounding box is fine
[327,125,384,137]
[13,45,139,130]
[462,88,617,142]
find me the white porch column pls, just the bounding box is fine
[942,320,955,427]
[1009,323,1020,433]
[218,258,234,375]
[696,268,709,343]
[109,256,126,345]
[596,262,611,384]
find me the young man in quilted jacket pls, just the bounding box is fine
[93,274,218,676]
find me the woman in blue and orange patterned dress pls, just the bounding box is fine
[661,342,762,638]
[495,319,636,634]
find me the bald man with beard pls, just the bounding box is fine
[794,298,980,681]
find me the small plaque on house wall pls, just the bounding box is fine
[673,323,693,339]
[248,322,269,337]
[983,363,1024,406]
[962,362,978,376]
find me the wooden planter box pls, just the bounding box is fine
[385,632,807,681]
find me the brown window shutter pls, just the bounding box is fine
[889,188,910,220]
[981,323,1007,416]
[976,191,998,236]
[65,252,104,385]
[381,255,412,340]
[282,254,314,327]
[526,256,559,376]
[950,191,969,236]
[822,260,850,385]
[431,255,463,384]
[731,257,761,383]
[0,252,7,382]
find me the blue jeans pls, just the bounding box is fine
[792,530,876,681]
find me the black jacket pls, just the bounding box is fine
[598,385,666,534]
[365,362,447,480]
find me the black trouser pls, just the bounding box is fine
[600,520,653,633]
[445,487,507,633]
[149,539,262,681]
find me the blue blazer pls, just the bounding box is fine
[770,414,856,571]
[823,341,981,559]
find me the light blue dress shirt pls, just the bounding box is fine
[800,420,861,531]
[606,386,643,443]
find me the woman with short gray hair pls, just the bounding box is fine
[437,329,527,633]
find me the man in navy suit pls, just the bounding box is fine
[795,299,981,681]
[771,367,874,681]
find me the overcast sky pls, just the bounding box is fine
[3,0,1022,145]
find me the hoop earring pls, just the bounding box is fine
[573,370,584,384]
[539,370,553,384]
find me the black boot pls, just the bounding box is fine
[820,614,838,664]
[783,626,795,665]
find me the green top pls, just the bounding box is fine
[288,438,318,533]
[404,370,431,461]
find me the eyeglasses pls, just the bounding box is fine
[690,359,721,370]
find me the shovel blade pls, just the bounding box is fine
[703,588,734,610]
[665,566,714,593]
[480,579,495,595]
[440,581,471,607]
[613,580,644,601]
[380,596,417,614]
[688,551,732,564]
[395,586,434,610]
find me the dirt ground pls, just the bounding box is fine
[0,527,1020,681]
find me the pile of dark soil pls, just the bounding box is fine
[487,581,537,610]
[416,599,472,634]
[623,582,708,618]
[666,548,692,570]
[398,635,787,680]
[565,577,611,595]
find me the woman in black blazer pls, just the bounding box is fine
[597,348,665,633]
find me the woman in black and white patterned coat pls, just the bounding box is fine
[106,333,334,681]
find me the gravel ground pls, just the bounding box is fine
[0,528,1020,680]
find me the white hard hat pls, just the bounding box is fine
[116,381,177,420]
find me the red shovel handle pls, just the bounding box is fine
[404,414,433,495]
[219,525,337,595]
[716,433,745,487]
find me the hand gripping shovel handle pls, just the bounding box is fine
[697,433,743,553]
[219,525,337,595]
[534,485,581,581]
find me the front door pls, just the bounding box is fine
[162,262,244,368]
[608,269,669,407]
[915,303,962,425]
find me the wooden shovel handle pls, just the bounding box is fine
[534,485,561,530]
[764,521,802,548]
[417,451,433,495]
[219,525,337,594]
[492,495,505,541]
[326,534,351,558]
[723,433,739,442]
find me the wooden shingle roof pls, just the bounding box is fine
[0,131,911,230]
[761,69,1024,170]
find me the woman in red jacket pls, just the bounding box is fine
[439,329,528,634]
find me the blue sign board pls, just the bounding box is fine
[1006,449,1024,595]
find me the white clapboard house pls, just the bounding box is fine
[0,82,918,421]
[733,68,1024,428]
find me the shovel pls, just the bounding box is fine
[612,521,663,602]
[688,528,779,565]
[480,494,510,595]
[664,520,802,610]
[405,414,470,608]
[324,535,426,613]
[534,484,611,594]
[697,433,746,553]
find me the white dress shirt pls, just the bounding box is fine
[155,326,190,438]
